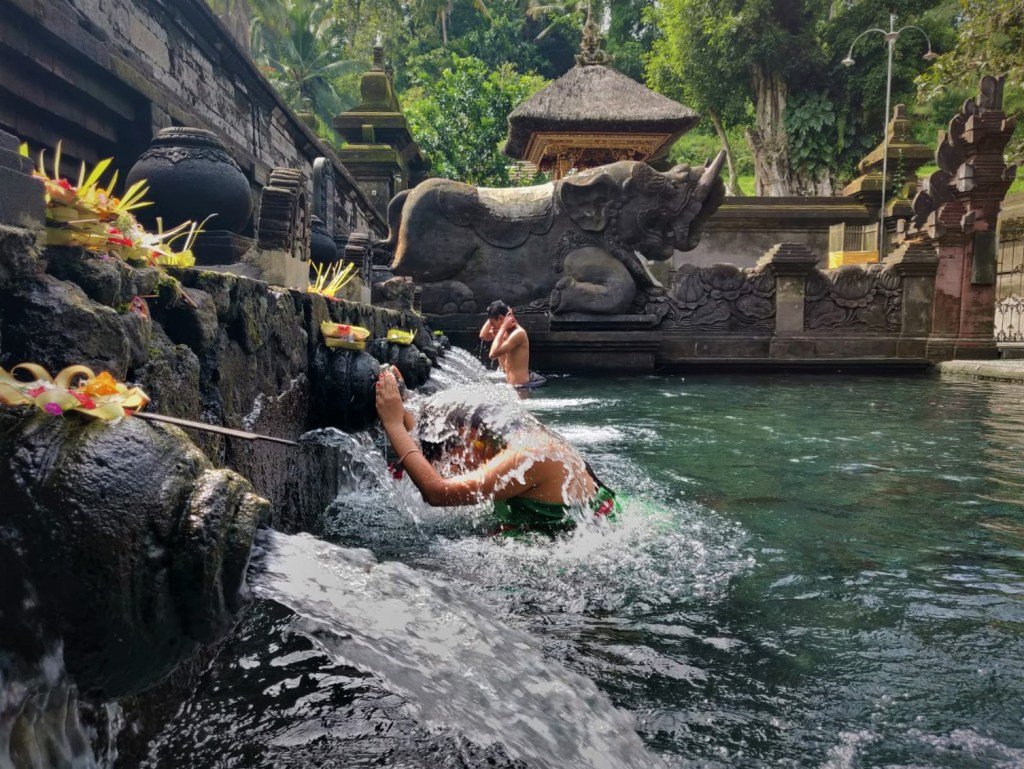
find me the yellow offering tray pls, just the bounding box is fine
[321,322,370,350]
[386,328,415,346]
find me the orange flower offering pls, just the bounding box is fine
[0,364,149,421]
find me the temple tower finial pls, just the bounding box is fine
[575,1,613,66]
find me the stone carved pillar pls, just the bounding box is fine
[901,76,1017,359]
[345,231,374,304]
[883,241,940,356]
[312,157,337,237]
[755,243,818,334]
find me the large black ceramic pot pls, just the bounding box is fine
[126,127,253,233]
[310,215,340,264]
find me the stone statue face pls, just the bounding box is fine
[559,159,724,261]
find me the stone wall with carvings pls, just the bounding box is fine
[646,263,776,332]
[0,0,386,239]
[804,264,903,333]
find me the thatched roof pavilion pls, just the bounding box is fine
[503,11,699,179]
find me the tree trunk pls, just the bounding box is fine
[708,109,739,196]
[745,64,790,196]
[441,7,449,47]
[745,64,834,196]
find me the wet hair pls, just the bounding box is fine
[486,300,510,319]
[416,387,535,462]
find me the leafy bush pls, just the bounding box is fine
[403,54,549,186]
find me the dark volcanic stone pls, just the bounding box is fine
[42,247,124,306]
[310,346,381,433]
[126,128,253,233]
[0,413,266,699]
[0,273,131,377]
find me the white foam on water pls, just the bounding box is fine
[522,397,611,411]
[428,493,752,616]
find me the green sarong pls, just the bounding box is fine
[492,486,620,534]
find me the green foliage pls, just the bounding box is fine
[604,0,654,82]
[644,0,748,125]
[669,125,756,193]
[918,0,1024,163]
[220,0,1017,195]
[245,0,364,142]
[784,91,837,176]
[646,0,955,190]
[403,54,549,186]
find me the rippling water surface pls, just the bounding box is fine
[144,360,1024,768]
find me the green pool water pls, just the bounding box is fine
[512,373,1024,767]
[143,368,1024,769]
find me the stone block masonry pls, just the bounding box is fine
[0,0,386,239]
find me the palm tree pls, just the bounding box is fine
[525,0,602,41]
[415,0,492,47]
[251,0,363,121]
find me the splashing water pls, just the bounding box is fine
[248,529,665,769]
[0,648,98,769]
[136,363,1024,767]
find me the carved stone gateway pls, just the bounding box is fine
[900,76,1017,359]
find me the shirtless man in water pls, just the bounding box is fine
[478,301,531,388]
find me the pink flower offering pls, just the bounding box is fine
[71,391,97,409]
[43,402,63,416]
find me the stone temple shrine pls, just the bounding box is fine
[502,9,699,179]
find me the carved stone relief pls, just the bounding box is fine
[804,264,903,332]
[639,263,776,331]
[257,168,311,262]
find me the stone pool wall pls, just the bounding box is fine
[661,196,873,275]
[437,240,941,372]
[0,224,425,529]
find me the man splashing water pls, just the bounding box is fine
[375,372,617,534]
[478,301,545,391]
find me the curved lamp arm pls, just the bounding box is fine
[896,24,938,60]
[842,28,887,66]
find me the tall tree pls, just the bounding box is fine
[646,0,749,194]
[525,0,602,41]
[918,0,1024,163]
[604,0,653,82]
[251,0,364,128]
[416,0,492,47]
[647,0,830,196]
[403,54,548,185]
[207,0,288,51]
[648,0,950,195]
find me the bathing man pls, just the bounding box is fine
[478,301,532,388]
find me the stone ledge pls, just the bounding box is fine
[938,359,1024,383]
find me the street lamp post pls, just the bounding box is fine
[842,14,937,255]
